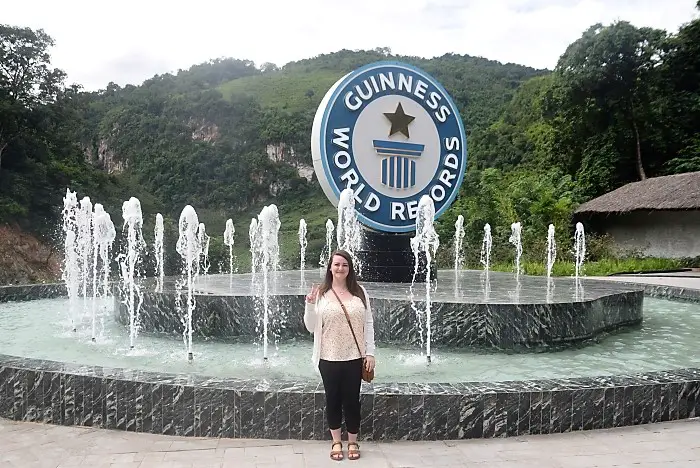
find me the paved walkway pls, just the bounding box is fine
[588,272,700,289]
[1,417,699,468]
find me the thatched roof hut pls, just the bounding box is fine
[574,171,700,259]
[575,171,700,215]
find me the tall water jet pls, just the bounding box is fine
[410,195,440,364]
[249,218,259,278]
[509,222,523,276]
[255,204,281,360]
[91,204,115,341]
[546,224,557,278]
[453,215,465,271]
[224,219,235,276]
[574,222,586,278]
[320,219,335,274]
[480,223,492,271]
[119,197,145,350]
[176,205,201,361]
[336,188,363,274]
[77,197,93,307]
[298,219,307,273]
[154,214,165,292]
[197,223,211,277]
[61,189,79,332]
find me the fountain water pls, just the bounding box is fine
[509,222,523,276]
[480,223,492,271]
[546,224,557,277]
[61,189,79,332]
[255,204,281,360]
[336,188,363,274]
[249,219,259,278]
[91,204,115,341]
[575,222,586,278]
[320,219,335,274]
[77,197,93,304]
[410,195,440,364]
[453,215,465,271]
[298,219,307,273]
[154,214,165,292]
[176,205,201,361]
[197,223,211,277]
[224,219,235,276]
[119,197,145,350]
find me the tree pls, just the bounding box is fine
[0,25,66,177]
[548,22,667,193]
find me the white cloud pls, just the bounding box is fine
[3,0,698,90]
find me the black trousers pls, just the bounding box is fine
[318,358,363,433]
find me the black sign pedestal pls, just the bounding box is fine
[355,228,437,283]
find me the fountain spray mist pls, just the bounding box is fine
[154,214,165,292]
[480,224,492,271]
[337,188,363,274]
[176,205,201,361]
[224,219,235,276]
[298,219,307,273]
[62,189,79,332]
[509,222,523,276]
[91,204,115,341]
[119,197,145,350]
[453,215,465,270]
[574,222,586,278]
[546,224,557,277]
[410,195,440,364]
[255,205,281,360]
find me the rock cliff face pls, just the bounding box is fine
[265,142,314,181]
[0,224,61,285]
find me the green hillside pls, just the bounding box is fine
[218,69,341,112]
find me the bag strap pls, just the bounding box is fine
[330,289,363,358]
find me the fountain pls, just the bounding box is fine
[119,197,145,350]
[298,219,307,273]
[509,222,523,276]
[480,223,492,271]
[224,219,235,276]
[61,189,79,332]
[575,222,586,278]
[176,205,200,361]
[92,204,116,341]
[453,215,465,270]
[546,223,557,277]
[254,204,281,361]
[410,195,440,364]
[197,223,211,277]
[336,188,363,273]
[77,197,93,304]
[154,213,165,292]
[319,219,334,275]
[249,218,259,278]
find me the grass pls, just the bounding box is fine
[217,69,343,111]
[486,257,688,277]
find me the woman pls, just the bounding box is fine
[304,249,375,461]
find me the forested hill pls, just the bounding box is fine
[74,49,546,215]
[1,4,700,282]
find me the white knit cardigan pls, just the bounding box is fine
[303,285,376,373]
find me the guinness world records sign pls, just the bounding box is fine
[311,61,467,234]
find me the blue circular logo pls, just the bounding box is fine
[311,61,467,233]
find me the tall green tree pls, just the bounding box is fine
[546,21,668,197]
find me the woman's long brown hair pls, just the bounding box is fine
[318,250,367,308]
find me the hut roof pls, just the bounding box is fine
[575,171,700,214]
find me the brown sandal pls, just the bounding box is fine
[330,441,343,461]
[347,442,360,460]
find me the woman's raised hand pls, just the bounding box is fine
[306,284,320,304]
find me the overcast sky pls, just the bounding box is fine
[4,0,699,91]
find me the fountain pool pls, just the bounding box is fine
[1,274,699,441]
